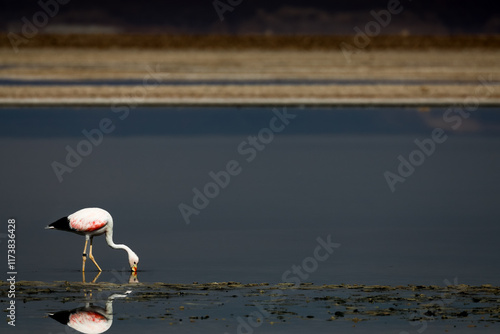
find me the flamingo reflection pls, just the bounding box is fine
[48,291,131,334]
[83,270,138,284]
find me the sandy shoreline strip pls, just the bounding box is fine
[1,48,499,106]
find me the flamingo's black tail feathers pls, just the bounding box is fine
[46,217,72,232]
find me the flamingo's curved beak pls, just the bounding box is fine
[131,264,137,272]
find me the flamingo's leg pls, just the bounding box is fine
[91,271,102,283]
[82,238,89,272]
[89,237,102,272]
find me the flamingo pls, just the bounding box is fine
[46,208,139,272]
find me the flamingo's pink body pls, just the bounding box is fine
[69,216,106,233]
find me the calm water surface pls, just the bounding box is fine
[1,106,500,333]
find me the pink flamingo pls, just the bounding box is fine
[46,208,139,272]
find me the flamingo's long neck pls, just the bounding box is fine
[105,229,134,257]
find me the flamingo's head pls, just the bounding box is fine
[129,252,139,272]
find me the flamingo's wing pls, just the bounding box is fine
[69,208,109,233]
[69,217,107,232]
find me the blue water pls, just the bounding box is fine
[2,105,500,333]
[0,107,500,285]
[0,106,499,286]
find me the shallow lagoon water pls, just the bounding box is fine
[5,280,500,333]
[1,106,500,333]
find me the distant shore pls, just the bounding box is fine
[0,35,499,105]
